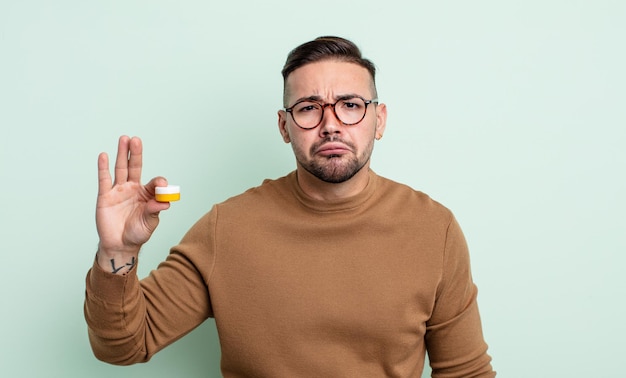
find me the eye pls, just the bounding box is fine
[339,99,363,110]
[295,102,321,113]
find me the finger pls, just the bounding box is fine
[114,135,131,185]
[145,176,169,195]
[97,152,112,196]
[146,197,171,216]
[127,137,143,183]
[144,176,171,219]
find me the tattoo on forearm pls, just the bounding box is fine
[110,257,136,274]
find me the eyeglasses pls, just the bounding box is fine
[284,96,378,130]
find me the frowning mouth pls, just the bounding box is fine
[315,142,351,157]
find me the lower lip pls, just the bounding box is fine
[318,149,348,156]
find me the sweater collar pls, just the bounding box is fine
[288,169,379,213]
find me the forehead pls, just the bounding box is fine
[285,60,374,101]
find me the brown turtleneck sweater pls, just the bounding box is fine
[85,170,495,377]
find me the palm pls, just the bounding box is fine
[97,181,153,250]
[96,136,169,255]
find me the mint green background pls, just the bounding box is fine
[1,1,624,377]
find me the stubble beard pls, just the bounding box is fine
[295,137,374,184]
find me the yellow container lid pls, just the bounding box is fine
[155,185,180,202]
[155,185,180,195]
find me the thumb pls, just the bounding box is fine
[144,176,171,216]
[145,176,169,196]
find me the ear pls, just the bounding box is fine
[277,110,291,143]
[374,103,387,140]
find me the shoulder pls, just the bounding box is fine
[374,173,453,222]
[215,172,295,212]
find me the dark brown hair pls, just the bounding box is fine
[281,36,377,103]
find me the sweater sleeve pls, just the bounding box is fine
[84,211,215,365]
[425,215,496,377]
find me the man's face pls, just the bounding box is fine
[278,60,387,184]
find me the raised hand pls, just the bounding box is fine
[95,136,171,274]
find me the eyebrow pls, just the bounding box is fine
[291,93,364,104]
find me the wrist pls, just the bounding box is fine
[96,245,139,275]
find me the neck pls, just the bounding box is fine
[295,163,371,201]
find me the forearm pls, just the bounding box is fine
[85,226,214,365]
[84,260,151,365]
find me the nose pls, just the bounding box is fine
[318,104,342,136]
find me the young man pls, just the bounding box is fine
[85,36,495,377]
